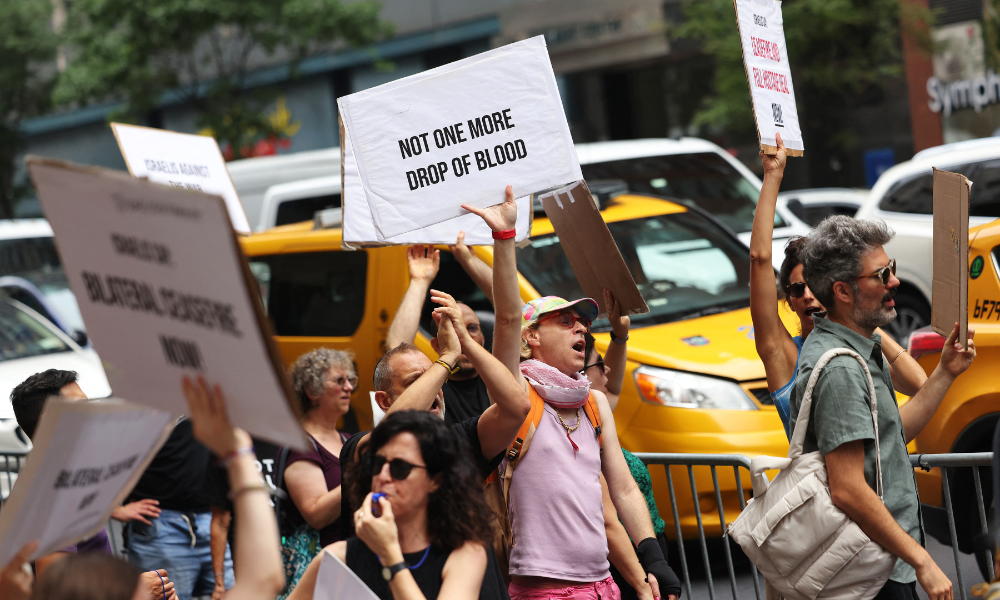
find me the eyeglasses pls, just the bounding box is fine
[580,355,605,374]
[538,311,592,332]
[371,455,428,480]
[854,258,896,286]
[784,282,807,299]
[327,374,359,389]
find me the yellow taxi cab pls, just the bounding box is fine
[240,191,794,538]
[903,218,1000,576]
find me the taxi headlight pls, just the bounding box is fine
[634,366,758,410]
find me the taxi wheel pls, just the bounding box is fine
[884,292,930,347]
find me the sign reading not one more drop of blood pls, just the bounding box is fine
[339,35,581,240]
[26,157,306,449]
[112,123,252,234]
[734,0,804,156]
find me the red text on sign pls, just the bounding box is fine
[751,36,780,62]
[752,67,789,94]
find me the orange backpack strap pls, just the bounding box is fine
[582,392,603,450]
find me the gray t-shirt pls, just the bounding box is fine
[790,316,922,584]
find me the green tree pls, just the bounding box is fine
[678,0,931,161]
[54,0,392,159]
[0,0,57,218]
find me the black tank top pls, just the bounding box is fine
[346,538,450,600]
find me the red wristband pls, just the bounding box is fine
[492,229,516,240]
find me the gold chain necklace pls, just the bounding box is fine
[557,408,581,433]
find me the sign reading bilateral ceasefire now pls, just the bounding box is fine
[734,0,804,156]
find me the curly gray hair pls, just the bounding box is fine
[800,216,894,309]
[289,347,356,415]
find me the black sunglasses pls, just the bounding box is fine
[785,282,807,299]
[855,258,896,286]
[580,355,605,373]
[371,455,427,481]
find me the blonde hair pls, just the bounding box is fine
[519,317,540,360]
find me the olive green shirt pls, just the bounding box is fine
[790,316,922,584]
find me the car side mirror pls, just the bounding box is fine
[72,330,88,347]
[786,198,806,221]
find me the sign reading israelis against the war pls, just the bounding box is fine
[0,399,173,567]
[340,119,533,247]
[112,123,253,234]
[733,0,805,156]
[338,35,581,240]
[26,157,307,449]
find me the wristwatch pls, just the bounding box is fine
[382,561,408,582]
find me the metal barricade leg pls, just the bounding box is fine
[688,464,715,600]
[666,465,694,600]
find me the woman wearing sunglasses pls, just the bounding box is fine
[289,410,493,600]
[750,133,927,439]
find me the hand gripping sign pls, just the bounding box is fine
[734,0,805,156]
[338,35,581,240]
[340,118,533,247]
[0,399,174,567]
[26,157,307,450]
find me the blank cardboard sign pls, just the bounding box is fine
[538,181,649,318]
[932,167,970,349]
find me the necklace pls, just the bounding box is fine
[556,408,582,453]
[408,546,431,570]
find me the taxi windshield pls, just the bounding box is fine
[0,300,70,360]
[516,211,751,330]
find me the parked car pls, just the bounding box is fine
[0,297,112,454]
[241,191,795,539]
[855,139,1000,345]
[0,219,88,344]
[776,187,867,228]
[901,215,1000,579]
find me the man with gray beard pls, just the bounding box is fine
[794,216,976,600]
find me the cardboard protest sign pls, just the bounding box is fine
[733,0,804,156]
[338,35,581,240]
[538,181,649,317]
[313,548,380,600]
[26,157,307,448]
[112,123,252,234]
[0,399,173,566]
[340,119,533,247]
[932,168,971,349]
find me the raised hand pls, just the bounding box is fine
[939,322,976,380]
[181,377,251,458]
[760,131,787,178]
[431,290,472,347]
[605,289,629,340]
[449,231,475,265]
[406,245,440,283]
[0,541,37,600]
[461,185,517,233]
[432,304,462,365]
[113,498,162,525]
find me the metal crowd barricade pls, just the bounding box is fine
[0,449,28,511]
[635,452,995,600]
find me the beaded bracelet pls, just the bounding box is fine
[218,446,255,468]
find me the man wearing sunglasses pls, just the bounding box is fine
[464,187,682,600]
[385,242,497,427]
[795,216,977,600]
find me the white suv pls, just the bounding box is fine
[854,139,1000,344]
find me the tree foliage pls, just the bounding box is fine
[678,0,926,151]
[55,0,392,159]
[0,0,57,218]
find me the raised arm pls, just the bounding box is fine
[182,377,285,600]
[603,289,630,411]
[462,186,523,385]
[432,290,530,459]
[749,132,799,391]
[875,327,928,396]
[450,231,495,304]
[386,245,440,349]
[898,323,975,442]
[382,316,461,416]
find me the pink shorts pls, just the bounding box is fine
[508,576,622,600]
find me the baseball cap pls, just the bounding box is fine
[522,296,600,326]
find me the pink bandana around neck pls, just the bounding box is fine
[519,359,591,409]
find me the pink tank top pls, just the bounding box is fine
[506,396,609,582]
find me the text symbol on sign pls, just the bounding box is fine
[772,103,784,127]
[754,14,767,27]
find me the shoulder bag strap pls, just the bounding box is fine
[789,347,884,500]
[582,393,603,449]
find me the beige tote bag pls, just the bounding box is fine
[727,348,897,600]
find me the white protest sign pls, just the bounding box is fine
[26,157,307,449]
[341,122,533,247]
[0,399,173,566]
[734,0,804,156]
[339,35,581,240]
[112,123,253,234]
[314,548,380,600]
